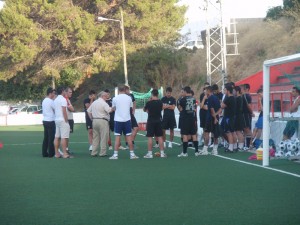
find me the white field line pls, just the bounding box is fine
[137,133,300,178]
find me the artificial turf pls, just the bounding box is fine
[0,124,300,225]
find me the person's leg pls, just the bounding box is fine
[99,121,109,156]
[92,120,100,156]
[48,121,56,157]
[42,121,49,157]
[88,128,93,147]
[54,137,61,157]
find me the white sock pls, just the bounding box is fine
[233,143,237,149]
[130,150,134,155]
[148,151,152,154]
[229,144,234,151]
[238,143,244,149]
[114,151,118,155]
[160,150,164,154]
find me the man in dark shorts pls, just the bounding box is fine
[104,89,114,150]
[125,85,139,148]
[221,84,236,153]
[84,90,96,152]
[161,87,177,148]
[234,86,245,151]
[201,86,222,155]
[175,88,185,147]
[178,86,199,157]
[143,89,166,158]
[241,84,254,150]
[199,83,210,146]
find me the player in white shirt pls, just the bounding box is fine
[54,86,72,158]
[42,87,56,157]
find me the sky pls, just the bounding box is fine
[179,0,283,38]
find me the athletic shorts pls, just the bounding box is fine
[178,115,182,129]
[131,114,138,128]
[109,119,114,132]
[243,113,252,129]
[55,120,70,139]
[283,120,298,139]
[86,117,93,130]
[204,120,221,138]
[180,117,197,135]
[146,121,163,137]
[235,114,245,131]
[68,119,74,133]
[162,116,177,130]
[221,116,235,133]
[255,116,263,129]
[114,120,132,136]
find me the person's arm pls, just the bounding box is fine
[67,99,74,112]
[290,97,300,113]
[245,95,254,116]
[200,95,208,110]
[62,106,68,123]
[87,105,93,120]
[210,107,218,124]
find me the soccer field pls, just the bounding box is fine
[0,124,300,225]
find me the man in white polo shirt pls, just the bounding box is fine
[42,87,56,157]
[54,86,72,158]
[87,91,112,157]
[109,84,139,160]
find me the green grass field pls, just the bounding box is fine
[0,124,300,225]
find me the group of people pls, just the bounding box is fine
[42,81,300,159]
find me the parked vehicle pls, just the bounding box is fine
[16,105,42,114]
[178,40,204,50]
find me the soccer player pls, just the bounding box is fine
[161,87,177,148]
[143,89,166,158]
[178,86,199,157]
[65,87,74,154]
[42,87,56,157]
[125,85,139,149]
[54,87,72,158]
[84,90,96,152]
[221,84,236,153]
[241,84,254,150]
[282,86,300,140]
[109,84,139,160]
[201,86,222,155]
[234,86,245,151]
[176,88,185,147]
[199,83,210,146]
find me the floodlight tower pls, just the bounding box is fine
[204,0,239,87]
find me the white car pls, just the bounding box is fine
[178,40,204,50]
[16,105,42,115]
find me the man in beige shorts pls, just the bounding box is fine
[87,91,112,157]
[54,86,72,158]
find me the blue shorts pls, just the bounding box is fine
[114,120,132,136]
[255,116,263,129]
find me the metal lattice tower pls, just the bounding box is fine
[204,0,239,87]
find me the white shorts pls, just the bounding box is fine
[55,120,70,139]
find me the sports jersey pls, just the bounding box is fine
[161,96,176,118]
[206,94,220,122]
[242,93,252,114]
[179,96,196,119]
[223,96,236,118]
[144,99,163,123]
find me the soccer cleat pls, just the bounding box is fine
[154,144,159,148]
[211,149,218,155]
[109,155,118,160]
[160,152,167,158]
[195,152,200,157]
[89,145,93,151]
[108,146,113,150]
[177,152,188,157]
[198,150,208,155]
[243,146,250,151]
[130,154,139,159]
[168,142,172,148]
[143,152,153,159]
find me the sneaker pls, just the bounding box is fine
[108,146,113,150]
[109,155,118,160]
[237,148,244,152]
[143,152,153,159]
[89,145,93,151]
[211,150,218,155]
[198,150,208,155]
[130,154,139,159]
[58,149,63,156]
[119,145,126,150]
[178,152,188,157]
[243,146,250,151]
[154,144,159,148]
[168,142,172,148]
[195,152,200,157]
[160,152,167,158]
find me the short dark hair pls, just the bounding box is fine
[257,88,263,94]
[104,89,110,93]
[183,86,191,94]
[205,86,213,92]
[293,86,300,94]
[211,84,219,91]
[234,86,241,94]
[244,84,250,90]
[46,87,54,95]
[151,89,159,97]
[89,90,96,95]
[191,90,194,96]
[204,82,210,86]
[166,87,172,92]
[225,84,233,94]
[57,86,65,95]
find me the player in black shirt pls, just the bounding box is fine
[178,86,199,157]
[84,90,96,152]
[104,89,114,150]
[176,88,185,146]
[234,86,245,151]
[221,84,236,152]
[241,84,254,150]
[143,89,166,158]
[161,87,177,148]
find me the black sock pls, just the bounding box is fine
[156,141,158,144]
[183,142,188,154]
[126,142,128,146]
[246,137,251,147]
[181,138,183,143]
[193,141,199,153]
[132,141,135,145]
